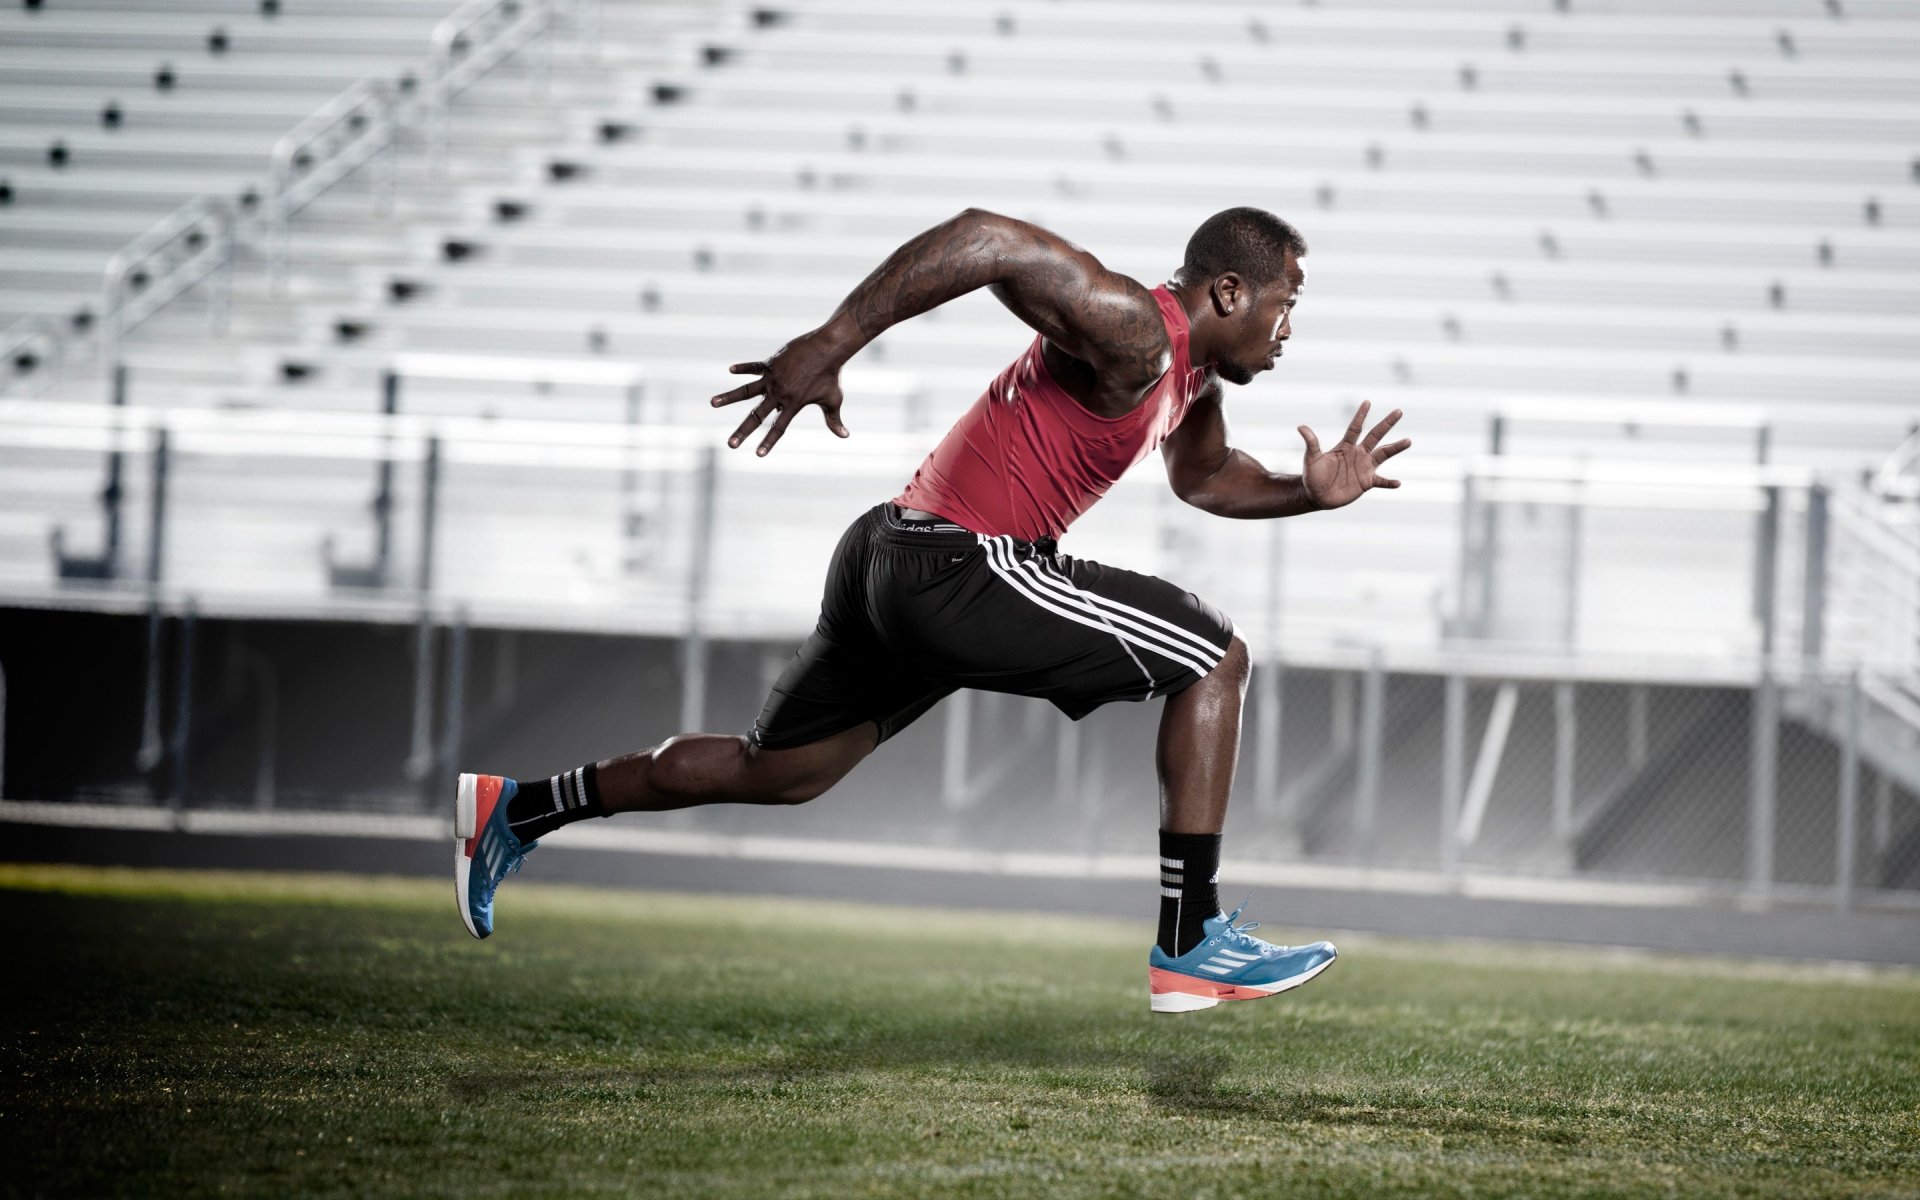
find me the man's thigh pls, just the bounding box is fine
[886,535,1235,720]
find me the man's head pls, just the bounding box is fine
[1176,207,1308,386]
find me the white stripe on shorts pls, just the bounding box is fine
[978,536,1159,693]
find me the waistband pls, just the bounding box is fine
[874,502,980,551]
[872,503,1057,557]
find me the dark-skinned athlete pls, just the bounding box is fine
[453,206,1411,1012]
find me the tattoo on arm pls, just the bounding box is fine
[820,209,1168,388]
[841,216,1004,343]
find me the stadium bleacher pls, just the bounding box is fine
[1,0,1915,892]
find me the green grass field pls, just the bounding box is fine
[3,865,1917,1199]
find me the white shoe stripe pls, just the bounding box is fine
[1217,949,1261,961]
[979,537,1160,692]
[1197,964,1232,975]
[1011,550,1215,678]
[1030,555,1226,661]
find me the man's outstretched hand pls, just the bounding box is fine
[710,332,852,456]
[1300,401,1411,510]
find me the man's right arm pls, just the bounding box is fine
[713,209,1167,454]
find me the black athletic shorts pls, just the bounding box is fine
[750,502,1237,750]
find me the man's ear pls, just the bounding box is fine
[1209,272,1245,318]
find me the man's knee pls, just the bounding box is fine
[1210,632,1252,694]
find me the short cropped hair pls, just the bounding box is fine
[1181,207,1308,288]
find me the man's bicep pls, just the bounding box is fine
[982,217,1168,383]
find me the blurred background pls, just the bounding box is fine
[0,0,1915,957]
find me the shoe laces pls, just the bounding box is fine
[1217,895,1271,953]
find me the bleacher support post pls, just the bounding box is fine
[167,597,198,811]
[1628,685,1648,768]
[1354,650,1384,853]
[1748,485,1782,900]
[1252,522,1284,823]
[440,610,470,797]
[52,364,129,580]
[1441,673,1465,875]
[1553,682,1576,843]
[1836,670,1861,910]
[417,437,441,595]
[1562,490,1583,648]
[249,651,277,811]
[404,439,443,784]
[326,371,400,588]
[1802,484,1829,669]
[679,446,718,734]
[404,611,436,784]
[1453,473,1489,640]
[135,428,171,777]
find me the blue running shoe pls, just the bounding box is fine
[453,772,536,940]
[1148,902,1337,1013]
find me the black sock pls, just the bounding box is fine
[505,763,604,842]
[1157,830,1222,957]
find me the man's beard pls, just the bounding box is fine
[1215,360,1255,386]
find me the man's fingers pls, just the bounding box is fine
[1361,408,1403,451]
[713,361,771,406]
[1373,437,1412,464]
[727,401,772,449]
[755,404,802,456]
[1297,424,1323,461]
[711,377,769,407]
[1373,477,1402,489]
[1341,399,1371,445]
[822,402,851,439]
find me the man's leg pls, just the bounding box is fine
[1154,633,1250,957]
[500,720,878,843]
[597,721,879,813]
[1157,633,1251,835]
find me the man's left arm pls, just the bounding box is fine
[1161,385,1410,519]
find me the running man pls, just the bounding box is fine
[455,207,1411,1013]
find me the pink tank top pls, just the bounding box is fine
[893,285,1207,542]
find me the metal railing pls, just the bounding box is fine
[428,0,555,170]
[99,197,235,401]
[268,79,400,291]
